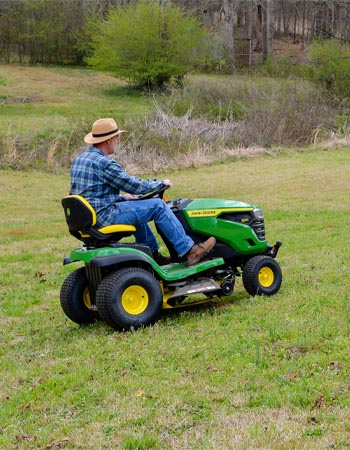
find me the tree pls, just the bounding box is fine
[88,0,211,88]
[0,0,100,65]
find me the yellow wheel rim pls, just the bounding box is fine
[83,288,92,309]
[258,266,274,288]
[122,285,149,315]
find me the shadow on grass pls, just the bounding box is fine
[160,290,248,320]
[58,291,249,337]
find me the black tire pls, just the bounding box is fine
[60,267,98,325]
[96,267,163,331]
[242,255,282,296]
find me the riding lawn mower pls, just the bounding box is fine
[60,187,282,331]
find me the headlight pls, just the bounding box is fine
[253,208,264,220]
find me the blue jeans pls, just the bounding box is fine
[114,199,194,257]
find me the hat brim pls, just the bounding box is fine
[84,129,127,144]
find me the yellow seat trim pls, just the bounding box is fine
[66,194,97,226]
[80,225,136,238]
[99,224,136,234]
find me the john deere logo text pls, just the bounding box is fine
[187,208,252,218]
[189,210,217,217]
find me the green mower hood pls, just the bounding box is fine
[183,198,268,255]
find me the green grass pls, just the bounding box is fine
[0,65,153,135]
[0,65,159,172]
[1,148,350,449]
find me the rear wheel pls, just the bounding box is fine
[96,267,162,331]
[243,255,282,296]
[60,267,98,325]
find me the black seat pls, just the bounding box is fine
[62,195,136,244]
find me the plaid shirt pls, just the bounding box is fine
[70,146,163,227]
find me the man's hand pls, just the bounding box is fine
[163,179,173,189]
[124,193,138,200]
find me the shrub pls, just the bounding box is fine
[307,40,350,100]
[160,76,248,121]
[158,75,338,146]
[88,0,211,89]
[257,56,305,79]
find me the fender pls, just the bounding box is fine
[63,244,153,266]
[91,253,151,268]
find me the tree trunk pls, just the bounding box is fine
[223,0,235,71]
[262,0,272,60]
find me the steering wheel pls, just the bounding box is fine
[131,184,169,201]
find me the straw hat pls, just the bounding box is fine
[84,118,127,144]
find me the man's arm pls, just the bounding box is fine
[104,159,169,195]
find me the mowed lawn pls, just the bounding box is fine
[0,64,153,139]
[1,148,350,449]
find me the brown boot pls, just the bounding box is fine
[186,237,216,266]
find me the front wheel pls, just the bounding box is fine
[243,255,282,296]
[96,267,163,331]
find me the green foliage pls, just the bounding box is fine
[121,435,158,449]
[0,0,99,65]
[257,56,306,79]
[336,112,350,132]
[307,40,350,99]
[88,0,211,89]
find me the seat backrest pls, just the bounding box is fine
[62,195,136,244]
[61,195,96,234]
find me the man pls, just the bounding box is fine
[70,118,215,265]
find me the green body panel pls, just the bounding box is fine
[186,198,254,211]
[69,246,224,281]
[184,198,268,255]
